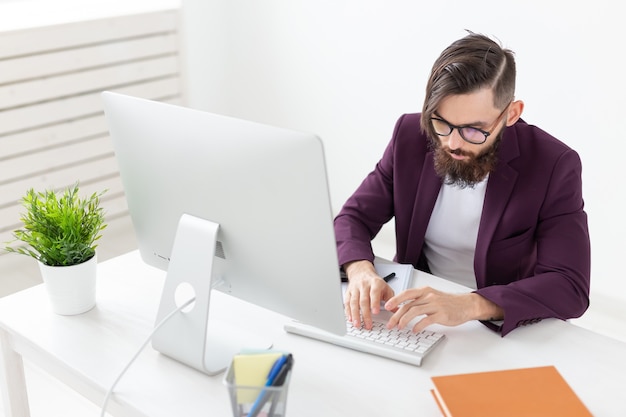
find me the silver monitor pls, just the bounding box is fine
[102,92,345,375]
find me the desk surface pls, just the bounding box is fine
[1,251,625,417]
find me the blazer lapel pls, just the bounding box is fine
[474,129,520,286]
[405,153,441,264]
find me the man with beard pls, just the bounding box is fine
[334,32,590,336]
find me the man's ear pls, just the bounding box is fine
[505,100,524,126]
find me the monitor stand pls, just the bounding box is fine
[151,214,272,375]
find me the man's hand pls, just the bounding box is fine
[343,260,395,329]
[384,287,504,333]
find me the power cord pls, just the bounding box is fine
[99,296,196,417]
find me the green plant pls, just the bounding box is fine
[4,184,107,267]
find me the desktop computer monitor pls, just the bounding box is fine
[102,92,346,375]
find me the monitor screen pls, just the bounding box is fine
[102,92,346,374]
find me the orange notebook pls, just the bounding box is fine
[430,366,593,417]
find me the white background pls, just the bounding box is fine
[180,0,624,329]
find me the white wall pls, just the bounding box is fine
[180,0,624,331]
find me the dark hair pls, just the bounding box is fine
[421,32,516,137]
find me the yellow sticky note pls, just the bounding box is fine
[232,351,283,403]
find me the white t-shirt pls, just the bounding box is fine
[423,178,488,289]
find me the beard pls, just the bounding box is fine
[430,132,502,189]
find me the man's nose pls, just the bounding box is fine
[448,128,464,150]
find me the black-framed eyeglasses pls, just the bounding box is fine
[429,104,510,145]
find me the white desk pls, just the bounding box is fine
[1,251,625,417]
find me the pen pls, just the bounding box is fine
[383,272,396,282]
[266,355,289,384]
[267,355,294,417]
[248,354,291,417]
[340,270,348,282]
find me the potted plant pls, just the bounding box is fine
[4,183,107,315]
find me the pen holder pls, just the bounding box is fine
[224,359,293,417]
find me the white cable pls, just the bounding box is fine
[99,297,196,417]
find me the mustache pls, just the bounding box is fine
[447,147,472,157]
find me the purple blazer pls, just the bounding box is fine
[334,113,591,336]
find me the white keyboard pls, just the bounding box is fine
[284,315,445,366]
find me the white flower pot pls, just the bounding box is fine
[38,254,97,315]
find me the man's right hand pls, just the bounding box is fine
[343,260,395,329]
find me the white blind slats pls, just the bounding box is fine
[0,7,182,255]
[0,55,179,110]
[0,77,181,136]
[2,136,113,181]
[0,114,107,159]
[0,156,120,207]
[0,32,179,86]
[0,10,179,59]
